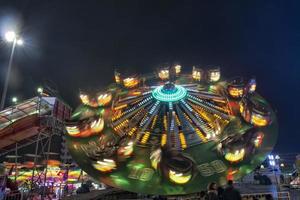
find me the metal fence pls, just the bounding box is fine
[242,191,290,200]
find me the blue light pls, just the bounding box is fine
[269,160,275,166]
[152,84,187,102]
[268,155,274,160]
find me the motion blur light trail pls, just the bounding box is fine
[65,65,278,195]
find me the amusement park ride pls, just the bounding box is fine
[65,65,278,195]
[0,94,77,192]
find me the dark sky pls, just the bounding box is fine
[0,1,298,153]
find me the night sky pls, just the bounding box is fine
[0,1,298,153]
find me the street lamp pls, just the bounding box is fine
[0,31,23,110]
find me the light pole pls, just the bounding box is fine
[0,31,23,110]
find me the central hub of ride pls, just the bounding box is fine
[152,82,187,102]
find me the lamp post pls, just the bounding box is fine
[0,31,23,110]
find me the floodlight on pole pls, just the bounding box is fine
[5,31,16,42]
[0,31,24,110]
[4,31,23,46]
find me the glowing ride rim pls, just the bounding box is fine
[151,84,187,102]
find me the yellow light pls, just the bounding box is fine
[115,76,121,83]
[118,141,134,157]
[225,148,245,162]
[161,134,167,146]
[179,132,187,149]
[158,70,169,80]
[239,103,244,113]
[174,65,181,74]
[67,178,78,182]
[97,93,112,106]
[114,119,129,131]
[80,94,89,105]
[163,115,167,131]
[141,132,150,144]
[251,113,268,126]
[150,149,161,170]
[183,113,192,123]
[128,127,137,136]
[90,118,105,133]
[93,159,116,172]
[151,115,158,129]
[114,104,127,110]
[175,114,181,126]
[192,67,201,81]
[215,122,221,135]
[228,87,244,98]
[131,91,142,96]
[123,77,139,88]
[195,128,207,142]
[196,107,211,122]
[169,170,192,184]
[209,69,220,82]
[115,71,121,83]
[250,84,256,92]
[66,126,80,136]
[112,110,122,121]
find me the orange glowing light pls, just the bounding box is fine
[97,93,112,106]
[123,77,139,88]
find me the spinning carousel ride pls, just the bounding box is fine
[65,65,278,195]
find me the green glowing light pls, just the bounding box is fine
[152,84,187,102]
[127,162,145,169]
[110,175,129,185]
